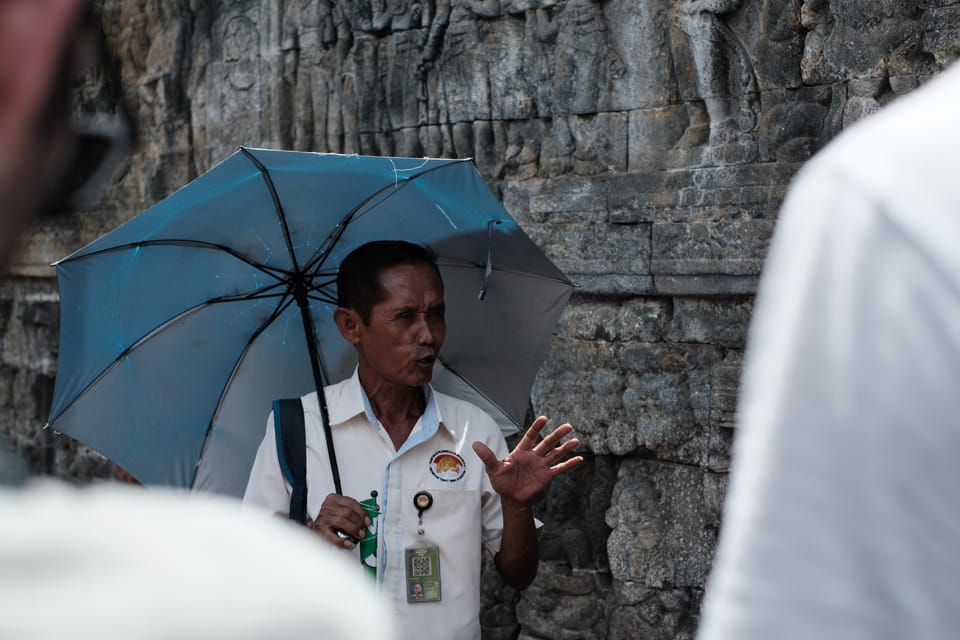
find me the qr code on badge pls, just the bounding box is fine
[411,555,433,578]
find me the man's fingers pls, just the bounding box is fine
[551,455,584,475]
[534,423,576,455]
[545,437,580,462]
[313,494,371,548]
[471,441,500,471]
[517,415,549,450]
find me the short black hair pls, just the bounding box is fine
[336,240,442,324]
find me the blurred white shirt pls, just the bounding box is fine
[698,61,960,640]
[0,480,393,639]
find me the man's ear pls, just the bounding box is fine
[333,307,361,345]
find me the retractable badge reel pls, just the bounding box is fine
[406,490,441,603]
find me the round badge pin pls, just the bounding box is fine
[413,491,433,512]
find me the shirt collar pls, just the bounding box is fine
[328,367,454,438]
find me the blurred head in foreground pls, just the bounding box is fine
[0,0,135,266]
[0,481,394,639]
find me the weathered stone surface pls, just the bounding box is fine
[556,298,671,344]
[652,274,759,296]
[607,588,702,640]
[517,562,612,639]
[757,85,835,162]
[533,336,739,466]
[2,2,959,639]
[536,453,617,570]
[525,222,652,295]
[605,459,722,588]
[0,279,113,481]
[652,219,775,276]
[668,297,753,348]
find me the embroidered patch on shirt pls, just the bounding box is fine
[429,450,466,482]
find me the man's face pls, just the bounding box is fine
[352,263,446,391]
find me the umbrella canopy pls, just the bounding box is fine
[48,148,573,497]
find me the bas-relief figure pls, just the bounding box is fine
[526,0,623,176]
[339,1,387,154]
[419,0,501,158]
[376,0,433,156]
[671,0,759,152]
[186,0,960,179]
[282,0,342,152]
[212,10,265,163]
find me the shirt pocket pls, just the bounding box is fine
[414,487,480,542]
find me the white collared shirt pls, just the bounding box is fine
[243,368,508,640]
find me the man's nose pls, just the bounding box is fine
[415,315,441,345]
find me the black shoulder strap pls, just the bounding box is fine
[272,398,308,525]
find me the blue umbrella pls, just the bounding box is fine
[48,149,573,497]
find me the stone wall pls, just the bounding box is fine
[4,1,959,638]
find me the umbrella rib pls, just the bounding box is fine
[207,293,297,425]
[303,158,471,274]
[56,239,292,281]
[306,292,338,306]
[240,147,302,273]
[436,357,520,429]
[48,283,296,424]
[199,276,297,305]
[438,261,574,286]
[190,294,302,488]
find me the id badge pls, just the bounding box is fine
[405,545,441,603]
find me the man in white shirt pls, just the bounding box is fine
[696,62,960,640]
[244,240,582,639]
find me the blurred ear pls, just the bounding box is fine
[333,307,361,345]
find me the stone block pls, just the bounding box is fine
[667,297,754,348]
[537,454,617,570]
[526,177,609,224]
[605,0,678,111]
[534,338,737,463]
[652,275,760,296]
[608,590,701,640]
[921,5,960,66]
[747,0,805,91]
[605,459,720,588]
[517,564,609,637]
[602,172,680,224]
[555,299,671,343]
[628,106,689,173]
[572,275,655,296]
[652,219,775,276]
[524,222,652,293]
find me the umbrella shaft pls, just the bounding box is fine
[294,288,344,496]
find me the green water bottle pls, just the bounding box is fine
[359,490,380,579]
